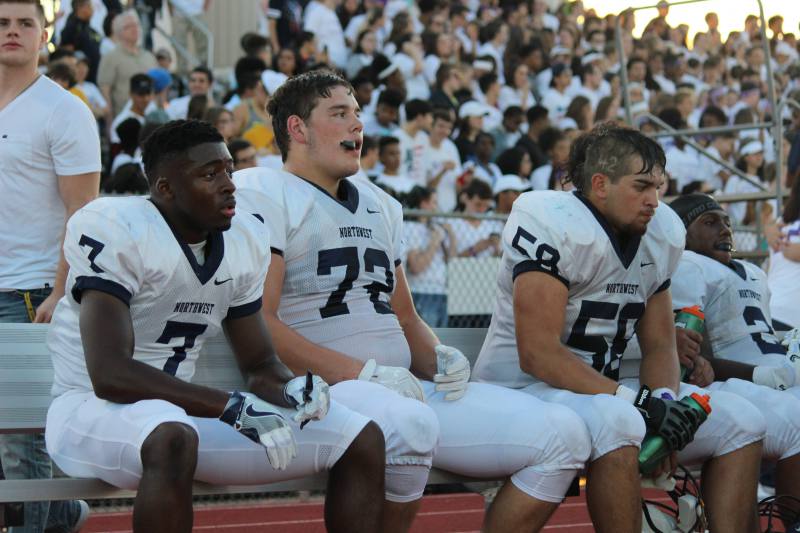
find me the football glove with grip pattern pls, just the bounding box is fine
[433,344,470,401]
[220,391,297,470]
[358,359,426,402]
[634,386,703,452]
[283,374,330,425]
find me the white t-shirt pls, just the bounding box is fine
[375,173,417,194]
[77,81,107,111]
[422,139,462,213]
[540,88,572,121]
[171,0,205,16]
[303,1,347,68]
[0,76,101,290]
[109,108,146,144]
[498,86,536,111]
[449,218,500,259]
[393,128,429,187]
[768,219,800,328]
[167,94,191,120]
[530,164,553,191]
[404,221,449,295]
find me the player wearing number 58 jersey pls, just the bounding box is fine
[236,70,592,533]
[45,121,385,533]
[474,124,766,533]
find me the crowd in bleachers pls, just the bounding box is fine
[41,0,800,326]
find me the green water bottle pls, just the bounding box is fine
[638,392,712,475]
[675,306,705,380]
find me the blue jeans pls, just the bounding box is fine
[412,293,448,328]
[0,289,81,533]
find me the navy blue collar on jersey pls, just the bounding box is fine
[727,259,747,280]
[573,191,642,269]
[148,199,225,285]
[298,175,360,214]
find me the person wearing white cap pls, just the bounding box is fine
[724,139,766,225]
[493,175,530,215]
[454,100,490,162]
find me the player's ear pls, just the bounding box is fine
[286,115,307,145]
[154,175,173,199]
[590,172,609,199]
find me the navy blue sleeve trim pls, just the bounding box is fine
[512,260,569,288]
[270,247,284,257]
[72,276,132,306]
[655,279,671,293]
[394,258,402,267]
[226,298,262,319]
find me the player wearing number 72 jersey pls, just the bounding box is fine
[44,120,385,533]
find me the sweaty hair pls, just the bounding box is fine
[267,70,353,161]
[142,120,223,185]
[565,122,666,193]
[0,0,45,23]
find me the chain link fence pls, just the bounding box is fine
[403,195,773,329]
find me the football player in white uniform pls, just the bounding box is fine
[473,124,766,532]
[235,70,592,533]
[44,120,386,533]
[669,194,800,519]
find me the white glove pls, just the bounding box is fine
[358,359,425,402]
[283,373,330,425]
[753,363,797,391]
[783,328,800,360]
[220,391,297,470]
[433,344,470,401]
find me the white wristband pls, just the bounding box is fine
[615,385,638,404]
[652,387,677,401]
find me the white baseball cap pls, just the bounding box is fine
[739,140,764,156]
[493,175,531,195]
[458,101,492,119]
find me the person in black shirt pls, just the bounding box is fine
[59,0,102,83]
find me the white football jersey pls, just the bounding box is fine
[474,191,685,388]
[671,250,785,364]
[234,168,412,368]
[48,196,271,396]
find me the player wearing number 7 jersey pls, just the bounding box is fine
[473,124,766,532]
[235,70,592,533]
[44,120,386,533]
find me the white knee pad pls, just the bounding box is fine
[679,385,766,463]
[382,396,439,466]
[511,467,581,504]
[709,379,800,460]
[385,464,431,503]
[585,395,646,461]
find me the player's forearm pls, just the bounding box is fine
[398,314,438,380]
[263,312,364,383]
[639,348,681,392]
[90,358,230,417]
[244,358,296,407]
[520,342,618,394]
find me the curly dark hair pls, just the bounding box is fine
[267,70,353,161]
[565,122,666,193]
[142,120,223,184]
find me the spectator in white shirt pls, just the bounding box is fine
[530,127,570,190]
[476,19,508,82]
[393,99,432,186]
[489,106,524,159]
[303,0,347,68]
[570,62,604,112]
[422,110,462,212]
[109,73,153,144]
[498,62,536,111]
[469,132,502,187]
[376,136,417,196]
[451,179,501,258]
[346,29,378,79]
[75,53,107,118]
[362,87,403,138]
[348,135,379,184]
[540,63,573,121]
[168,66,213,120]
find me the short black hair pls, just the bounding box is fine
[478,72,499,94]
[405,99,432,121]
[503,105,524,120]
[432,109,454,124]
[565,122,666,193]
[378,135,400,154]
[361,135,377,154]
[539,127,565,153]
[377,88,404,108]
[266,70,353,161]
[190,65,214,84]
[142,120,224,185]
[240,32,269,56]
[526,105,548,124]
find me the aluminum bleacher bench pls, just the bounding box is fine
[0,322,646,509]
[0,324,493,506]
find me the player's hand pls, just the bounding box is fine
[686,356,714,387]
[648,451,678,480]
[783,328,800,360]
[219,391,297,470]
[753,363,795,390]
[358,359,425,402]
[675,327,702,361]
[434,344,470,401]
[283,374,330,425]
[33,292,60,323]
[634,387,701,452]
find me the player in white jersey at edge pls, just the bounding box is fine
[44,120,386,533]
[668,193,800,522]
[473,124,766,532]
[234,69,592,533]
